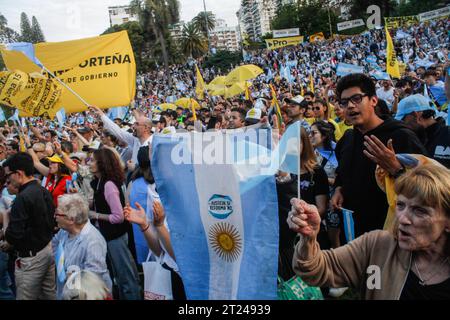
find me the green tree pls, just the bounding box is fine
[0,12,20,70]
[180,22,208,58]
[103,21,145,71]
[203,50,242,72]
[346,0,397,19]
[192,11,216,37]
[272,1,338,38]
[394,0,446,16]
[31,16,45,43]
[20,12,33,42]
[130,0,180,84]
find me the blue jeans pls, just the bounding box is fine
[0,251,14,300]
[107,233,141,300]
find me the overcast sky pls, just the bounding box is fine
[2,0,241,42]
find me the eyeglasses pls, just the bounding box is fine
[339,93,368,108]
[313,107,322,111]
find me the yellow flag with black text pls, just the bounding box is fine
[385,26,401,79]
[195,65,206,100]
[0,70,63,118]
[2,31,135,113]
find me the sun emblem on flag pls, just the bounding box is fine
[208,222,242,263]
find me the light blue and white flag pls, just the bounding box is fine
[280,64,294,84]
[55,242,66,283]
[336,63,364,77]
[107,106,127,121]
[8,109,19,122]
[370,70,391,80]
[151,127,279,300]
[56,108,66,128]
[6,42,43,67]
[342,208,355,243]
[0,108,5,122]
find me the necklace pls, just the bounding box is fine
[413,255,450,286]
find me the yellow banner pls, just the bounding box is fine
[0,70,63,117]
[385,26,401,79]
[2,31,136,113]
[265,36,304,50]
[384,16,419,29]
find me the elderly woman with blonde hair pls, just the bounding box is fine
[288,164,450,300]
[52,193,112,300]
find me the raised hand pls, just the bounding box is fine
[124,202,147,228]
[287,198,321,238]
[152,200,165,227]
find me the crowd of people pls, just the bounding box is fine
[0,17,449,300]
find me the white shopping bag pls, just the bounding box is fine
[143,252,173,300]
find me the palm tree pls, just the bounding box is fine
[180,22,208,58]
[192,11,216,37]
[130,0,180,84]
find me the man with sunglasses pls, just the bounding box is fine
[331,74,426,238]
[1,152,56,300]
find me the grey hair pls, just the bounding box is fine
[57,193,89,225]
[62,270,110,300]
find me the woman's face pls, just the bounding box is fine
[309,125,324,148]
[49,162,60,175]
[89,158,98,175]
[396,194,450,252]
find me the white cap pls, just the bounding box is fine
[152,114,161,122]
[245,108,262,124]
[88,140,101,150]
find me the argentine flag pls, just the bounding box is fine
[6,42,43,67]
[151,127,279,299]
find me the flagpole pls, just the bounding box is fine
[297,123,301,200]
[41,66,90,108]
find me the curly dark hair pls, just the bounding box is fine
[93,148,125,185]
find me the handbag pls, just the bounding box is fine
[142,252,173,300]
[277,275,324,300]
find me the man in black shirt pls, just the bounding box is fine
[1,153,56,300]
[331,74,427,237]
[394,94,449,169]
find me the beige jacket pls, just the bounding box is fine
[293,230,412,300]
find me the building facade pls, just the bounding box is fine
[108,5,139,27]
[237,0,278,41]
[210,19,241,52]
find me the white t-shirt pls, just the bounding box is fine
[376,87,395,108]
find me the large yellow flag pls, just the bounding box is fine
[385,26,401,79]
[0,70,63,118]
[195,65,206,100]
[2,31,136,113]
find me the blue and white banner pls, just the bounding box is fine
[336,63,364,77]
[151,128,279,299]
[342,208,355,243]
[366,55,378,65]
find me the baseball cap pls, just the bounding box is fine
[47,154,64,164]
[395,94,434,120]
[245,108,262,125]
[284,95,304,106]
